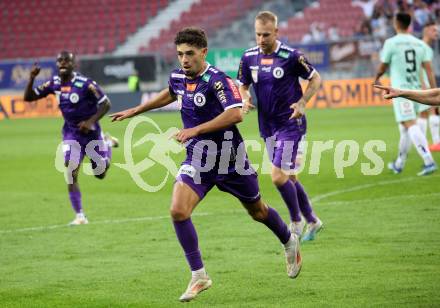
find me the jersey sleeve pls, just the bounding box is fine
[422,43,433,62]
[380,39,392,64]
[291,50,316,80]
[87,79,108,105]
[212,74,243,110]
[237,54,252,85]
[33,79,55,98]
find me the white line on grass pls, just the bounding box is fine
[1,175,438,235]
[317,192,440,206]
[0,212,211,235]
[310,174,440,203]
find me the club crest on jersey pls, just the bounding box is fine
[194,92,206,107]
[69,93,79,103]
[273,67,284,79]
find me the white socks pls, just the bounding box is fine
[408,125,434,166]
[395,124,410,169]
[417,115,440,144]
[417,118,428,136]
[192,267,207,279]
[429,114,440,144]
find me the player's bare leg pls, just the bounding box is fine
[171,181,211,302]
[241,199,302,278]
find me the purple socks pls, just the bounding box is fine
[294,181,317,223]
[261,207,291,245]
[68,191,82,214]
[276,180,301,222]
[173,218,203,271]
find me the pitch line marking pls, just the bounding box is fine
[1,175,438,235]
[310,174,440,203]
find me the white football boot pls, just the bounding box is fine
[289,218,305,239]
[284,234,302,279]
[69,213,89,226]
[179,274,212,302]
[302,218,323,242]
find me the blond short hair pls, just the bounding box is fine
[255,11,278,27]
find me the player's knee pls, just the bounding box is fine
[247,202,268,222]
[289,174,297,183]
[271,172,288,187]
[170,205,190,221]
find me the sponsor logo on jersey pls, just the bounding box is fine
[74,81,84,88]
[278,51,289,59]
[262,66,271,73]
[261,58,274,65]
[194,92,206,107]
[226,78,241,100]
[273,67,284,79]
[88,84,101,99]
[202,74,211,83]
[298,55,311,73]
[38,81,50,91]
[178,164,196,178]
[215,81,227,104]
[186,83,197,92]
[61,86,71,92]
[69,93,79,103]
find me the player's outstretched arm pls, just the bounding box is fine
[173,107,243,143]
[110,88,174,122]
[290,71,321,119]
[374,85,440,106]
[24,63,42,101]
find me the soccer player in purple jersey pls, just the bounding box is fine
[237,11,323,242]
[24,51,118,226]
[110,27,301,302]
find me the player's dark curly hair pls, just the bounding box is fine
[174,27,208,48]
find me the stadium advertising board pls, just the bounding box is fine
[206,48,246,78]
[0,60,57,90]
[307,78,390,108]
[292,43,330,70]
[0,95,60,120]
[79,55,157,85]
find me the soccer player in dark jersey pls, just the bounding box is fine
[237,11,323,242]
[110,27,301,302]
[24,51,118,225]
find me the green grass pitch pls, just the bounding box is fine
[1,106,439,307]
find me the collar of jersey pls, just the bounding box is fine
[259,40,281,55]
[185,63,211,81]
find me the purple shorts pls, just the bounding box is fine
[175,162,261,204]
[62,127,109,170]
[265,130,306,172]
